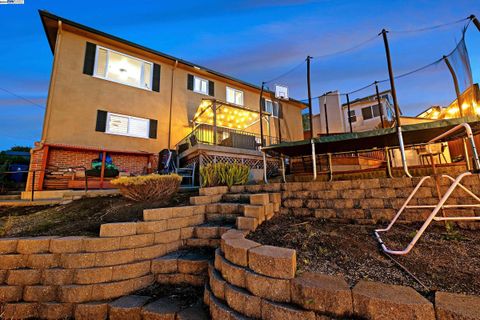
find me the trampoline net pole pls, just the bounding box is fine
[311,139,317,181]
[397,128,412,177]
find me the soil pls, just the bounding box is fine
[0,191,196,238]
[248,214,480,297]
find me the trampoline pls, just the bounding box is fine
[261,116,480,182]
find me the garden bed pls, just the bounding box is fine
[0,191,196,237]
[248,214,480,297]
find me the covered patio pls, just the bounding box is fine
[175,98,283,183]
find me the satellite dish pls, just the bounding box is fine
[275,85,289,100]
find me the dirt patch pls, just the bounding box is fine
[0,191,196,238]
[248,214,480,297]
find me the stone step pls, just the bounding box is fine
[108,294,150,320]
[222,193,250,203]
[206,213,239,223]
[193,224,233,240]
[206,202,243,215]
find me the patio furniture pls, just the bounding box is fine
[176,162,196,187]
[416,143,447,165]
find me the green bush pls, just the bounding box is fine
[111,174,182,202]
[200,162,250,188]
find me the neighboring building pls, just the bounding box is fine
[28,10,305,191]
[341,90,395,133]
[304,90,396,138]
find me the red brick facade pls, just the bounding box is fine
[26,144,158,191]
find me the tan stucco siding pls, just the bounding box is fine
[43,28,304,154]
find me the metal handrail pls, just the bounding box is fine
[374,122,480,255]
[0,166,88,201]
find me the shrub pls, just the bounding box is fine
[200,162,250,188]
[111,174,182,202]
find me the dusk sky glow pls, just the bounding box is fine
[0,0,479,149]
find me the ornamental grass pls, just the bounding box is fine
[111,174,182,202]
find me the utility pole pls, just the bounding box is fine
[346,93,353,133]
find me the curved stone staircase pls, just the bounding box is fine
[1,181,478,319]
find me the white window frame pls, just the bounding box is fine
[93,46,154,91]
[226,87,244,106]
[264,99,279,118]
[106,112,150,139]
[193,76,209,95]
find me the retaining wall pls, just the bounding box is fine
[205,225,480,320]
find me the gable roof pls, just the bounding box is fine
[38,10,307,108]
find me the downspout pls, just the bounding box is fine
[41,20,63,143]
[167,60,179,150]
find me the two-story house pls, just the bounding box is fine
[27,10,305,191]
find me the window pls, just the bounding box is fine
[106,112,150,138]
[263,99,280,117]
[94,46,153,90]
[194,76,209,95]
[361,105,381,120]
[226,87,244,106]
[348,110,357,123]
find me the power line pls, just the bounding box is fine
[389,17,469,34]
[264,60,306,84]
[0,87,46,109]
[313,34,380,59]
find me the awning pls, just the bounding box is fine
[263,116,480,157]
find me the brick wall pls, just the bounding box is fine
[25,146,46,191]
[26,146,159,191]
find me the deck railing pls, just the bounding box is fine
[176,123,282,154]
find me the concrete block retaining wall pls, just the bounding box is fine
[231,176,480,228]
[1,185,479,319]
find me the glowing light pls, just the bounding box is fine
[447,107,458,115]
[461,103,469,110]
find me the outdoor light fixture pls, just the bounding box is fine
[192,99,265,129]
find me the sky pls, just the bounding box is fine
[0,0,479,150]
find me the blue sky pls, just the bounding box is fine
[0,0,479,150]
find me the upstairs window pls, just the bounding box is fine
[194,76,209,95]
[94,46,153,90]
[106,112,150,138]
[226,87,244,106]
[263,99,280,117]
[361,105,381,120]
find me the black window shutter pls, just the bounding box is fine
[208,80,215,96]
[95,110,108,132]
[83,42,97,75]
[187,74,194,91]
[149,119,158,139]
[260,98,266,111]
[152,64,161,92]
